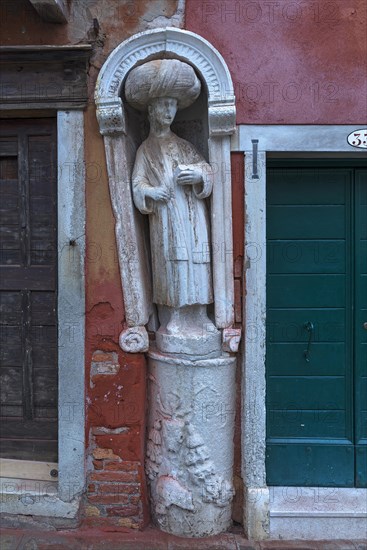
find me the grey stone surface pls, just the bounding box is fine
[241,152,269,541]
[232,125,367,152]
[57,111,86,504]
[29,0,68,23]
[269,487,367,540]
[147,351,236,537]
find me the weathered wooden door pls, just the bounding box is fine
[0,119,58,462]
[266,160,366,487]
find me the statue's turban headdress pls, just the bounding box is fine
[125,59,201,111]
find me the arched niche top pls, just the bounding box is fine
[95,27,236,137]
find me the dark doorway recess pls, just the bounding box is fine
[0,118,58,462]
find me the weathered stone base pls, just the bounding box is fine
[146,349,236,537]
[155,329,221,359]
[243,487,270,541]
[269,487,367,540]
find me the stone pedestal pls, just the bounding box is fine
[146,349,236,537]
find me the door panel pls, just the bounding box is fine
[267,205,346,239]
[0,119,58,462]
[266,164,365,487]
[268,274,346,307]
[267,343,345,376]
[268,410,347,439]
[266,444,355,487]
[267,308,346,342]
[268,377,347,410]
[268,240,346,274]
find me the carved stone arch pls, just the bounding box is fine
[95,28,236,136]
[95,28,237,350]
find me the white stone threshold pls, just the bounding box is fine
[269,487,367,540]
[0,478,79,518]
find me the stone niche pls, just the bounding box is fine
[95,27,239,537]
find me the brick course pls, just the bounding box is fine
[90,471,138,482]
[85,448,146,527]
[87,494,130,505]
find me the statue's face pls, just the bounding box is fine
[148,97,178,126]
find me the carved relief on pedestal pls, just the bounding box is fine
[146,391,234,529]
[146,352,236,536]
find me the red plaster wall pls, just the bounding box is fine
[185,0,367,124]
[83,105,150,529]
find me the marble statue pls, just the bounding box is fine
[125,60,218,347]
[96,38,239,536]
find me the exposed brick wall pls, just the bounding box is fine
[84,103,150,528]
[84,450,146,529]
[84,338,150,527]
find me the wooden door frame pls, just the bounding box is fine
[231,125,366,540]
[0,110,86,519]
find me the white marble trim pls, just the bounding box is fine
[269,486,367,539]
[57,111,85,505]
[232,125,367,152]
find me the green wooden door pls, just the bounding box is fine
[266,161,366,487]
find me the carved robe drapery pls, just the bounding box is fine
[132,132,213,308]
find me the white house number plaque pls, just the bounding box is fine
[347,128,367,149]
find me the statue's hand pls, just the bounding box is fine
[176,169,202,186]
[145,187,170,202]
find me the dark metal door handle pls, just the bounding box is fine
[304,321,314,363]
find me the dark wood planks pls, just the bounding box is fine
[0,45,91,111]
[0,119,58,461]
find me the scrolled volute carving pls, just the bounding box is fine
[222,327,242,353]
[119,326,149,353]
[96,98,126,136]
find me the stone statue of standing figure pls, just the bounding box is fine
[125,59,220,355]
